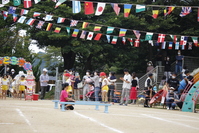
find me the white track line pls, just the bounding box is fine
[142,114,199,130]
[15,108,37,132]
[74,111,124,133]
[0,123,14,125]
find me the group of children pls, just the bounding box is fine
[0,72,31,100]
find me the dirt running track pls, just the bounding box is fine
[0,98,199,133]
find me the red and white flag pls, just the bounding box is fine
[95,3,106,16]
[180,36,188,45]
[122,37,126,45]
[24,0,32,8]
[87,32,94,40]
[157,34,166,43]
[134,39,140,47]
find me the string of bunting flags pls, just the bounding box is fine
[0,1,199,50]
[1,0,199,22]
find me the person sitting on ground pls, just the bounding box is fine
[85,83,95,100]
[144,73,153,107]
[167,73,179,94]
[166,87,179,110]
[60,83,75,110]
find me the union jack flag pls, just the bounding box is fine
[36,21,45,29]
[180,7,192,17]
[70,20,78,27]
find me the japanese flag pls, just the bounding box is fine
[95,3,106,16]
[24,0,32,8]
[87,32,94,40]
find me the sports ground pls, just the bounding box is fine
[1,98,199,133]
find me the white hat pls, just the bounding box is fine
[11,69,15,72]
[43,68,48,72]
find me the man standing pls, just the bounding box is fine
[175,50,184,79]
[10,69,17,79]
[40,68,49,100]
[144,73,153,107]
[119,69,132,106]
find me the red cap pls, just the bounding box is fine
[64,73,71,77]
[100,72,106,76]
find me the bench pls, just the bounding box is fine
[52,100,111,113]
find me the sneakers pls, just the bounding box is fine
[167,107,170,110]
[124,104,128,106]
[119,103,123,105]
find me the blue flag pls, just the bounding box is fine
[8,6,16,14]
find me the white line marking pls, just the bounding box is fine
[0,123,14,125]
[142,114,199,130]
[74,111,124,133]
[16,109,37,132]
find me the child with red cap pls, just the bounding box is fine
[100,72,109,103]
[64,73,74,94]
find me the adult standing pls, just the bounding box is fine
[82,70,92,101]
[10,69,17,79]
[144,73,153,107]
[73,72,81,100]
[91,71,100,101]
[130,72,139,104]
[146,61,154,73]
[108,72,117,103]
[39,68,49,100]
[119,69,132,106]
[164,56,171,81]
[175,50,184,79]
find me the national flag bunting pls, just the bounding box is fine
[180,7,192,17]
[13,0,21,6]
[164,7,175,16]
[82,22,88,29]
[2,0,9,4]
[26,18,35,25]
[95,3,106,16]
[57,17,65,23]
[72,29,79,37]
[20,9,29,15]
[188,42,192,50]
[66,27,70,35]
[161,42,166,49]
[54,27,61,33]
[72,1,81,13]
[168,42,173,49]
[175,42,179,50]
[133,30,141,39]
[13,14,17,22]
[24,0,32,8]
[111,3,120,16]
[34,0,41,4]
[87,32,94,40]
[36,21,44,29]
[170,35,177,43]
[152,10,159,19]
[106,35,110,43]
[136,5,145,13]
[93,26,101,31]
[124,4,132,17]
[17,16,26,23]
[3,11,8,20]
[94,33,102,41]
[128,38,133,46]
[111,36,118,44]
[106,27,114,34]
[122,37,126,45]
[180,36,188,45]
[191,37,198,46]
[84,2,94,15]
[33,12,41,17]
[70,20,78,27]
[157,34,166,43]
[44,15,53,21]
[55,0,66,8]
[8,6,16,14]
[134,39,140,47]
[80,30,87,39]
[145,32,153,40]
[181,44,186,50]
[46,23,53,31]
[119,29,127,37]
